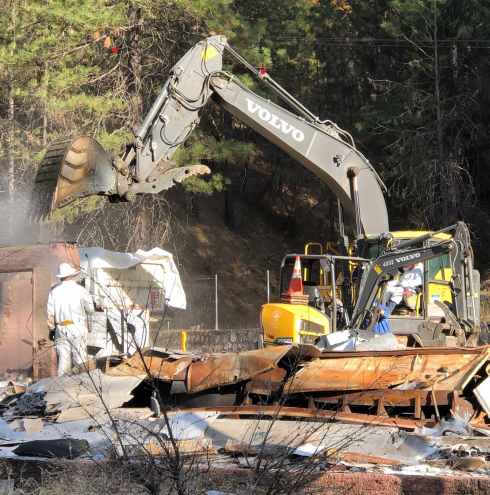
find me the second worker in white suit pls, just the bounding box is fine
[47,263,95,376]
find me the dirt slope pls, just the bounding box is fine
[173,192,303,329]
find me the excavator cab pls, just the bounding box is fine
[303,224,480,345]
[349,223,481,347]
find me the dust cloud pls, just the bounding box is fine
[0,183,63,247]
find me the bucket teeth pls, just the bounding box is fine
[31,136,115,220]
[31,139,72,220]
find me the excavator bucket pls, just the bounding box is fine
[31,136,115,219]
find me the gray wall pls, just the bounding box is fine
[153,328,260,353]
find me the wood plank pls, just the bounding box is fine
[342,394,351,413]
[414,396,421,419]
[376,393,387,416]
[328,451,406,467]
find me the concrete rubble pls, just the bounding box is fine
[2,344,490,482]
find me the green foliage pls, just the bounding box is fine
[2,0,490,255]
[50,196,105,224]
[183,173,231,195]
[175,131,254,168]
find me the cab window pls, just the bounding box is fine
[366,241,388,259]
[428,253,450,280]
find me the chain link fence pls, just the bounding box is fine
[168,275,216,330]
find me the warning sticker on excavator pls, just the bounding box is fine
[374,264,382,274]
[201,46,219,61]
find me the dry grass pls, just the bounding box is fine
[0,462,150,495]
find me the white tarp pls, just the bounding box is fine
[78,247,186,310]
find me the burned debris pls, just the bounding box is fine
[2,343,490,480]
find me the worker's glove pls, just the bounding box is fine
[49,329,56,342]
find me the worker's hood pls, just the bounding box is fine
[78,247,186,310]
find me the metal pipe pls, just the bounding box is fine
[338,200,345,237]
[226,44,319,125]
[134,77,172,142]
[347,168,363,237]
[423,259,429,319]
[331,260,337,334]
[281,254,369,263]
[391,224,458,252]
[267,270,270,303]
[354,182,363,237]
[215,274,218,330]
[467,257,477,322]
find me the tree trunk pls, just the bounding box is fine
[127,5,143,132]
[224,161,235,231]
[190,193,199,220]
[254,171,275,203]
[7,82,14,201]
[7,1,16,201]
[433,1,447,222]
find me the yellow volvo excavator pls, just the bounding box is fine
[261,223,480,347]
[31,35,481,346]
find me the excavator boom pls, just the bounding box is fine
[32,35,388,235]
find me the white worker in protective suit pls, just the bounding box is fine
[47,263,95,376]
[385,262,424,314]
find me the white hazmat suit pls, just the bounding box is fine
[47,280,94,376]
[386,262,424,309]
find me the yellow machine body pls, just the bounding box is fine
[261,303,331,346]
[263,229,461,346]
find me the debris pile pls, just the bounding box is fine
[1,345,490,478]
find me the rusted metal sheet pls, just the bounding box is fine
[286,346,490,393]
[311,390,468,408]
[310,389,474,419]
[320,347,489,358]
[187,344,319,394]
[245,365,287,394]
[106,355,193,381]
[286,354,414,392]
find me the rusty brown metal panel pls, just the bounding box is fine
[0,271,33,374]
[106,355,193,381]
[320,347,488,358]
[285,347,490,394]
[286,354,414,392]
[245,365,287,394]
[187,345,300,394]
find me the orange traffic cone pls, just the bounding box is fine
[281,256,309,305]
[288,256,303,295]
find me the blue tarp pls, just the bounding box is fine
[373,304,391,334]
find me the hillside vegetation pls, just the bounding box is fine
[2,0,490,317]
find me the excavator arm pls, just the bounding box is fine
[352,238,456,328]
[32,35,389,235]
[350,222,480,344]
